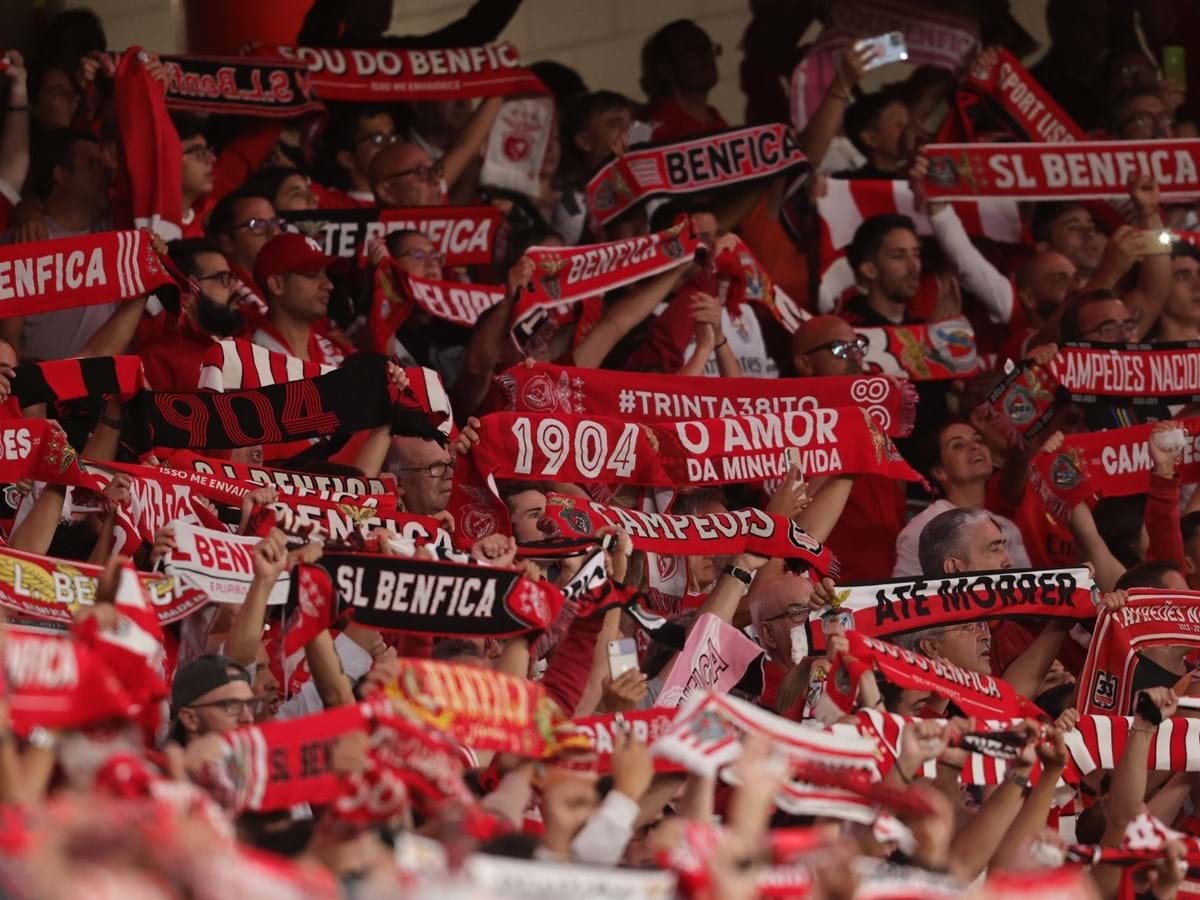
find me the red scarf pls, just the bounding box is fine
[586,124,809,227]
[511,219,701,344]
[496,362,917,437]
[114,49,183,240]
[974,360,1061,447]
[467,408,923,489]
[1028,444,1095,520]
[1079,588,1200,715]
[1050,342,1200,405]
[859,316,984,380]
[714,239,806,334]
[1066,713,1200,777]
[378,659,574,757]
[842,631,1044,720]
[160,53,323,118]
[281,205,503,267]
[923,139,1200,202]
[10,356,147,408]
[0,229,173,317]
[262,43,545,102]
[795,566,1096,657]
[160,448,396,499]
[163,521,292,608]
[370,261,506,351]
[248,499,444,549]
[568,709,682,774]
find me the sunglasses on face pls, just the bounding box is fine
[810,336,868,359]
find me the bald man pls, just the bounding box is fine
[790,317,906,582]
[1001,250,1080,360]
[369,143,444,208]
[791,316,865,378]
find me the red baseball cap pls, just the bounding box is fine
[253,233,337,294]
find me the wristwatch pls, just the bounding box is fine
[1005,770,1033,797]
[722,564,754,587]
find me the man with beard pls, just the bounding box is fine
[838,213,921,326]
[137,239,245,390]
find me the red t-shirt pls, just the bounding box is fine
[311,183,374,209]
[541,610,605,715]
[138,316,216,391]
[644,98,728,142]
[985,473,1077,570]
[823,475,907,582]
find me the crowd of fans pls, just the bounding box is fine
[0,0,1198,896]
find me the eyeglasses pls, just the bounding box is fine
[196,270,234,289]
[1119,111,1173,133]
[183,144,216,160]
[1080,309,1143,342]
[231,216,284,236]
[381,161,444,184]
[188,697,263,717]
[809,336,868,359]
[356,131,401,148]
[396,461,453,479]
[396,248,445,265]
[763,603,810,625]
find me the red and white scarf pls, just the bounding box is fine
[198,337,332,391]
[1079,588,1200,715]
[657,613,764,708]
[586,124,809,227]
[859,316,984,380]
[261,43,546,102]
[495,362,918,437]
[0,229,173,317]
[922,139,1200,202]
[163,520,292,608]
[370,262,505,350]
[511,218,701,344]
[1050,342,1200,405]
[160,448,396,499]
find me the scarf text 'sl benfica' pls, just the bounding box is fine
[158,54,323,118]
[922,138,1200,202]
[263,43,545,102]
[793,566,1096,658]
[587,124,809,226]
[0,230,173,317]
[319,552,565,638]
[512,219,701,343]
[1049,342,1200,405]
[495,362,918,437]
[468,408,924,488]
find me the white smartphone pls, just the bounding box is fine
[854,31,909,71]
[607,638,639,680]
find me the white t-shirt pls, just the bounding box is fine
[681,306,779,379]
[892,498,1032,577]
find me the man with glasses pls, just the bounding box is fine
[385,436,455,518]
[316,106,400,208]
[791,316,905,581]
[1111,88,1174,140]
[170,653,260,744]
[208,187,284,280]
[368,142,445,208]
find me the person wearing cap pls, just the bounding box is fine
[170,653,259,744]
[250,232,352,366]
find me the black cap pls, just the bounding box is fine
[170,653,250,711]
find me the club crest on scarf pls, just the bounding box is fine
[925,152,979,192]
[926,318,979,373]
[536,256,567,302]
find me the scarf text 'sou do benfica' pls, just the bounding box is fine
[495,362,918,437]
[922,138,1200,202]
[0,230,174,317]
[587,124,809,226]
[468,408,924,488]
[261,43,546,102]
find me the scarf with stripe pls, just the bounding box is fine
[1079,588,1200,715]
[9,357,147,408]
[371,262,506,350]
[495,362,918,437]
[0,230,173,317]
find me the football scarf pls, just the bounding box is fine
[378,659,573,757]
[657,612,764,709]
[197,338,332,391]
[586,124,809,227]
[0,229,173,317]
[843,631,1045,720]
[714,236,808,335]
[371,262,505,351]
[568,708,682,774]
[1066,713,1200,776]
[858,316,984,380]
[248,499,445,550]
[0,544,199,625]
[1079,588,1200,715]
[164,521,292,608]
[1050,342,1200,406]
[4,629,139,736]
[159,53,322,118]
[262,43,546,102]
[9,356,147,408]
[541,492,841,576]
[463,856,677,899]
[468,408,921,490]
[160,449,395,499]
[651,690,878,779]
[495,362,918,437]
[281,205,503,267]
[922,139,1200,202]
[974,360,1061,447]
[1028,443,1095,520]
[793,566,1096,658]
[202,700,378,811]
[318,552,565,637]
[512,219,701,344]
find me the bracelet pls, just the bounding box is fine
[1131,724,1157,734]
[714,338,728,349]
[98,413,123,429]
